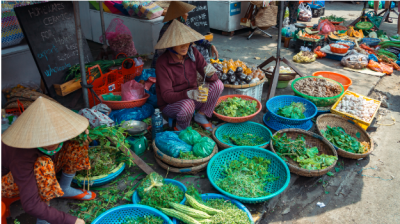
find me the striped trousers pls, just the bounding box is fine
[162,79,224,129]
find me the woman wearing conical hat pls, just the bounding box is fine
[2,97,95,224]
[151,1,218,68]
[155,20,224,131]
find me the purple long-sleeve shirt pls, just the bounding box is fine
[1,142,77,224]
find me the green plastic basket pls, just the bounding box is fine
[207,147,290,204]
[291,76,344,107]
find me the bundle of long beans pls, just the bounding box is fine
[65,55,147,82]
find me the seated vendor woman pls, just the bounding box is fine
[155,20,224,131]
[2,97,95,224]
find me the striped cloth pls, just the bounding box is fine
[162,79,224,129]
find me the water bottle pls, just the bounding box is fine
[151,109,163,139]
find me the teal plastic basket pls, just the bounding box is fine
[214,122,272,148]
[207,147,290,204]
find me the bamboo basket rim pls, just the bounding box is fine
[269,128,338,177]
[223,78,267,89]
[152,133,218,168]
[154,156,208,174]
[316,114,374,159]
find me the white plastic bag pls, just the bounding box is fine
[298,3,312,22]
[341,50,368,69]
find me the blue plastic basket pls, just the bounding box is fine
[173,193,255,224]
[132,179,187,204]
[72,163,125,187]
[361,38,381,47]
[207,147,290,204]
[266,95,317,126]
[215,122,272,148]
[263,113,313,131]
[333,40,355,50]
[92,204,173,224]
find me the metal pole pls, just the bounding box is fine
[73,2,89,108]
[99,1,108,51]
[276,1,284,59]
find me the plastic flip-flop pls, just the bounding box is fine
[62,189,96,201]
[195,122,214,132]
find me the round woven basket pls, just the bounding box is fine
[270,129,338,177]
[100,92,150,110]
[154,156,208,174]
[152,134,218,168]
[316,114,374,159]
[211,122,271,150]
[213,94,262,123]
[223,78,266,89]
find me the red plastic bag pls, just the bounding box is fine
[121,80,145,101]
[367,60,383,73]
[380,62,393,75]
[317,19,335,35]
[100,18,137,56]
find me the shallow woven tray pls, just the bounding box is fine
[316,114,374,159]
[152,134,218,168]
[264,71,297,81]
[154,156,208,174]
[270,128,338,177]
[223,78,266,89]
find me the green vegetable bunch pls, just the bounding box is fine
[121,215,164,224]
[320,125,368,154]
[222,133,266,146]
[216,154,278,198]
[272,133,337,170]
[73,125,130,149]
[215,97,258,117]
[180,151,202,160]
[277,102,306,119]
[321,15,345,22]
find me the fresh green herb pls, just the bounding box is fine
[277,102,306,119]
[222,133,266,146]
[321,15,345,22]
[204,199,251,224]
[191,122,212,137]
[14,219,21,224]
[326,171,334,176]
[321,125,369,154]
[272,133,337,170]
[215,97,258,117]
[179,151,202,160]
[186,184,203,203]
[120,215,164,224]
[143,117,152,126]
[73,125,130,149]
[216,154,278,198]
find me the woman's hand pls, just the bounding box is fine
[83,129,92,145]
[211,45,219,59]
[75,218,85,224]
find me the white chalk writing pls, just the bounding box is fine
[28,3,64,18]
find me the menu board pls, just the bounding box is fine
[186,1,210,35]
[15,1,93,99]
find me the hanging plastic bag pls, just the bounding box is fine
[193,137,215,158]
[121,80,145,101]
[155,131,192,158]
[317,19,335,35]
[100,18,137,56]
[109,103,154,124]
[178,127,202,146]
[137,172,164,198]
[298,3,312,22]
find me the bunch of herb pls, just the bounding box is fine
[321,15,345,22]
[192,122,212,137]
[277,102,306,119]
[179,151,202,160]
[73,125,131,149]
[215,154,278,198]
[143,117,152,126]
[215,97,258,117]
[204,199,251,224]
[222,133,266,146]
[120,215,164,224]
[272,133,337,170]
[185,183,203,203]
[320,125,369,154]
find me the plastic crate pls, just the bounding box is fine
[5,100,24,116]
[116,58,144,83]
[221,81,265,102]
[87,65,124,107]
[330,90,381,130]
[295,38,325,52]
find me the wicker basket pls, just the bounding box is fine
[223,78,266,89]
[154,156,208,174]
[270,129,338,177]
[152,134,218,168]
[316,114,374,159]
[213,94,262,123]
[100,92,150,110]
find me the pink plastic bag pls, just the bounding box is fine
[317,19,335,35]
[100,18,138,56]
[121,80,145,101]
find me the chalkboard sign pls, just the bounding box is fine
[185,1,210,35]
[15,1,93,99]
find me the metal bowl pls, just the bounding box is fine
[122,120,148,135]
[294,23,307,29]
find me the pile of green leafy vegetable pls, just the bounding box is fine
[320,125,368,154]
[222,133,266,146]
[321,15,345,22]
[277,102,306,119]
[272,133,337,170]
[216,154,278,198]
[73,125,131,149]
[215,97,258,117]
[120,215,164,224]
[204,199,251,224]
[179,151,202,160]
[137,172,184,209]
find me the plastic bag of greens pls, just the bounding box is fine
[155,131,192,158]
[178,127,202,145]
[137,172,164,198]
[193,137,215,158]
[102,93,121,101]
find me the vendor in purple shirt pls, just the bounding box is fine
[2,97,95,224]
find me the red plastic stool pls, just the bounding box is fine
[1,201,6,224]
[1,197,20,219]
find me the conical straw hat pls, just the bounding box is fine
[155,20,204,50]
[2,97,89,148]
[163,1,196,22]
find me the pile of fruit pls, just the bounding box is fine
[293,51,317,63]
[212,59,265,85]
[298,30,321,40]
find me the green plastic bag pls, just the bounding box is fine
[193,137,215,158]
[102,93,122,101]
[178,127,202,146]
[368,1,382,9]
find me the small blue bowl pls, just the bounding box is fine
[263,113,313,131]
[132,179,187,205]
[72,163,125,187]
